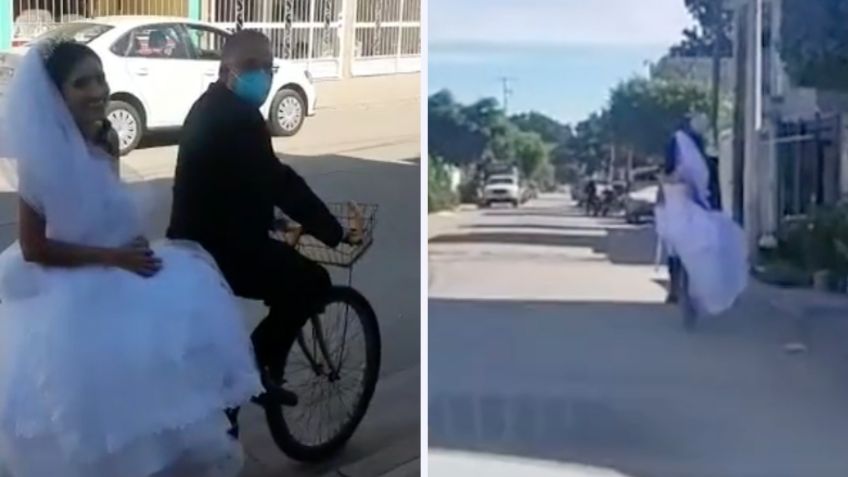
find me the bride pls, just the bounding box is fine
[0,40,262,476]
[655,114,748,318]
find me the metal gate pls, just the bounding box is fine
[11,0,188,46]
[775,114,842,220]
[352,0,419,76]
[205,0,344,78]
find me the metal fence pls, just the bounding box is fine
[12,0,187,45]
[352,0,420,75]
[206,0,344,77]
[775,114,842,219]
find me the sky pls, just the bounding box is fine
[428,0,696,124]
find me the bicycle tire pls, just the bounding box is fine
[264,286,381,462]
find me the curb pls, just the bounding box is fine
[322,436,419,477]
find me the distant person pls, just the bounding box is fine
[655,112,747,317]
[583,179,598,213]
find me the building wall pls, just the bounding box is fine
[0,0,11,49]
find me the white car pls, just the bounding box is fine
[481,175,522,208]
[0,16,317,155]
[624,184,660,224]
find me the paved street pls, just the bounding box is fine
[429,195,848,477]
[0,100,421,476]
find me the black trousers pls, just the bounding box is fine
[220,239,332,436]
[668,257,682,298]
[224,240,333,366]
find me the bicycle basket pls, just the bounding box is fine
[274,203,377,268]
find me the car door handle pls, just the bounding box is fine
[134,67,149,76]
[204,70,216,77]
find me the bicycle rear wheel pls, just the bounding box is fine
[264,286,381,462]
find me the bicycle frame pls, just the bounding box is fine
[275,214,366,388]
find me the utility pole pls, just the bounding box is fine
[711,0,723,147]
[499,77,516,114]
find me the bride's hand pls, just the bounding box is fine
[108,237,162,277]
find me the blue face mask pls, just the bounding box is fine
[232,69,272,107]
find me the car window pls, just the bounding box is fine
[110,33,131,56]
[489,178,514,185]
[126,25,190,59]
[35,22,112,44]
[183,25,229,61]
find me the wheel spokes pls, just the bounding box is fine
[281,300,368,446]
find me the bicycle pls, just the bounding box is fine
[234,202,382,462]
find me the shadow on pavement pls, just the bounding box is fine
[138,129,182,150]
[428,296,848,477]
[481,209,589,220]
[430,225,657,266]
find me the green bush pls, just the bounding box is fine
[458,181,480,204]
[428,156,458,213]
[775,201,848,276]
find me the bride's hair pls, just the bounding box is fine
[43,41,99,91]
[41,40,114,154]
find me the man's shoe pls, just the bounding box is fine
[255,370,299,406]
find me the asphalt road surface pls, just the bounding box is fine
[429,194,848,477]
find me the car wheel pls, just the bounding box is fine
[106,101,143,156]
[269,88,306,137]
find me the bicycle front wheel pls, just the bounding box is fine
[264,286,382,462]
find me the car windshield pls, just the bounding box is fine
[489,178,514,185]
[35,23,112,44]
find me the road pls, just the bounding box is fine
[429,194,848,477]
[0,101,421,477]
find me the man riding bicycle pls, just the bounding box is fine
[167,31,361,419]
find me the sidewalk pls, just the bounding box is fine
[315,74,420,111]
[427,205,475,239]
[320,436,420,477]
[747,278,848,356]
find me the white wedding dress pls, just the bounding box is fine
[654,131,748,316]
[0,47,262,476]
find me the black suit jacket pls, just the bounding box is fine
[167,83,343,291]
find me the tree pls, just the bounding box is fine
[669,0,733,58]
[428,91,556,185]
[607,77,711,158]
[511,131,549,179]
[511,112,573,145]
[780,0,848,91]
[509,111,577,183]
[427,90,488,167]
[566,112,611,177]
